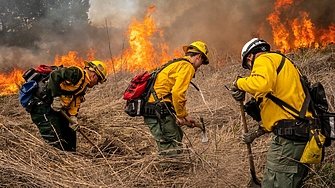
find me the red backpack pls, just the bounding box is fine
[22,64,61,82]
[123,58,190,117]
[123,71,151,101]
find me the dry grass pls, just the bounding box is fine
[1,48,335,187]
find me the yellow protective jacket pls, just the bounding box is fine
[47,66,91,116]
[236,52,313,131]
[147,57,195,118]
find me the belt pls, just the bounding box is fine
[273,126,309,136]
[143,102,174,118]
[273,119,313,141]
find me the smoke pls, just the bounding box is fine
[0,47,49,72]
[1,0,335,73]
[87,0,276,58]
[293,1,335,28]
[88,0,335,53]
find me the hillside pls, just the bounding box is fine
[0,49,334,187]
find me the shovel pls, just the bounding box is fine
[239,101,261,187]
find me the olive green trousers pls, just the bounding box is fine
[30,104,76,151]
[262,135,309,188]
[144,115,183,155]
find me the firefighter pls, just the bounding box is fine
[143,41,210,155]
[230,38,312,187]
[30,61,108,152]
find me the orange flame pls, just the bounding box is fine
[290,12,316,49]
[0,6,176,96]
[54,51,84,67]
[110,6,172,72]
[0,69,25,96]
[267,0,335,51]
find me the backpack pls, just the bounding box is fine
[303,77,335,146]
[19,64,62,112]
[265,53,334,146]
[123,58,190,117]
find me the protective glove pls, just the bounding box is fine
[230,77,245,101]
[184,116,196,128]
[69,116,80,131]
[241,128,265,144]
[176,116,196,128]
[51,96,63,112]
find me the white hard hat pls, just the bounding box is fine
[241,38,270,69]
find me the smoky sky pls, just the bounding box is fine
[89,0,335,55]
[1,0,335,73]
[88,0,276,55]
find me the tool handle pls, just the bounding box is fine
[60,110,74,124]
[239,101,261,186]
[60,110,97,148]
[184,121,203,129]
[240,102,249,133]
[78,129,96,147]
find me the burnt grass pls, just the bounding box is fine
[1,48,335,187]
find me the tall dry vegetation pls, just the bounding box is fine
[0,47,334,187]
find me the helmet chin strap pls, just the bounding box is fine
[249,54,256,70]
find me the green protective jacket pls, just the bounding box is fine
[47,66,91,116]
[147,56,195,118]
[237,52,313,131]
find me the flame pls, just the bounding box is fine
[0,69,25,96]
[290,12,316,49]
[2,3,335,96]
[0,6,175,96]
[267,0,335,51]
[112,6,172,72]
[54,51,84,67]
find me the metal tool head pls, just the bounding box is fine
[200,117,208,142]
[202,132,209,142]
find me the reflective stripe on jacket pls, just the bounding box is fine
[147,56,195,118]
[48,66,91,116]
[237,52,312,131]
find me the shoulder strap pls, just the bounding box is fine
[159,57,190,71]
[266,55,311,122]
[147,57,191,102]
[276,55,286,74]
[60,70,87,96]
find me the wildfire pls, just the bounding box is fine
[2,2,335,96]
[0,69,25,96]
[112,6,172,72]
[54,51,84,67]
[267,0,335,52]
[0,6,174,96]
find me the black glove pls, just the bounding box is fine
[241,128,265,144]
[230,77,245,101]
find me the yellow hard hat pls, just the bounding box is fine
[84,60,108,84]
[183,41,209,64]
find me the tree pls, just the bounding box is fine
[0,0,90,47]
